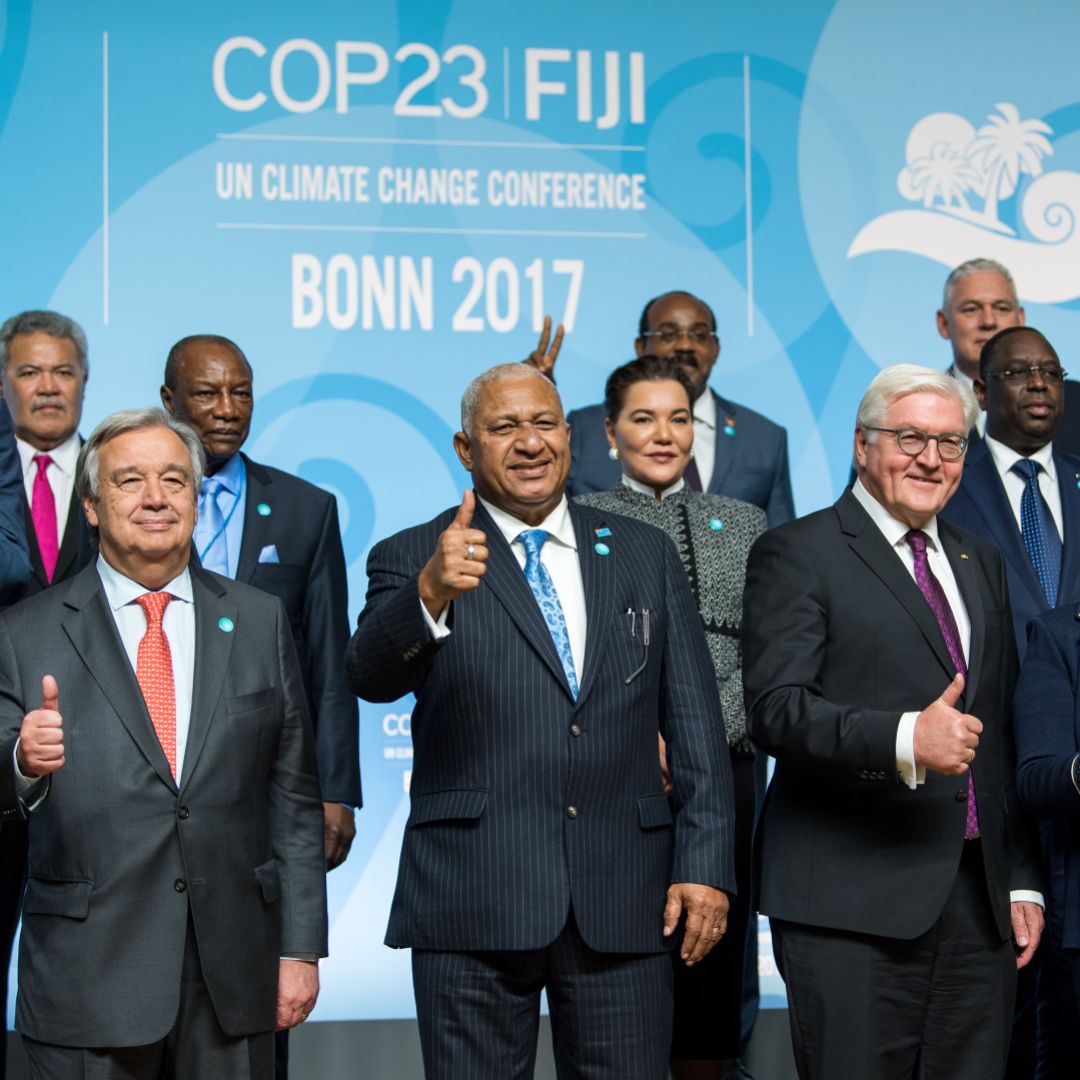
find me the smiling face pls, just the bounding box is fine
[1,331,86,451]
[84,426,197,589]
[453,375,570,526]
[855,391,967,529]
[937,271,1025,380]
[160,339,253,473]
[634,293,718,400]
[976,329,1064,455]
[606,378,693,496]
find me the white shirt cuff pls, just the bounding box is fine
[1010,890,1045,909]
[896,711,925,789]
[420,598,451,640]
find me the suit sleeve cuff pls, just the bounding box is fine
[896,712,925,790]
[420,598,451,640]
[1010,891,1045,909]
[13,741,48,810]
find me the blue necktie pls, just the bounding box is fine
[1011,458,1062,607]
[197,476,230,575]
[518,529,579,698]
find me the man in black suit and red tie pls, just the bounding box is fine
[347,362,735,1079]
[743,364,1043,1078]
[0,309,93,1074]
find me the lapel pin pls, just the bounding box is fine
[709,518,724,532]
[594,542,610,556]
[257,502,272,517]
[960,553,969,561]
[218,617,235,633]
[595,527,612,537]
[723,416,736,437]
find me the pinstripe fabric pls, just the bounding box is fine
[347,500,734,955]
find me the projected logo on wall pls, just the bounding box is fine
[849,104,1080,303]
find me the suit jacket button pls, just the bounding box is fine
[566,805,578,819]
[178,807,190,820]
[174,879,187,892]
[955,790,968,803]
[569,723,582,737]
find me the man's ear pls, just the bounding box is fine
[453,431,473,471]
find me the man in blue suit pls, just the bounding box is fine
[346,363,735,1079]
[562,291,794,526]
[940,326,1080,660]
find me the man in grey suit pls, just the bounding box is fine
[347,363,735,1079]
[0,408,327,1078]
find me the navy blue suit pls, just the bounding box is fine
[566,389,795,526]
[0,400,32,606]
[346,499,734,1077]
[939,441,1080,659]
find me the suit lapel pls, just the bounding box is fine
[1056,452,1080,596]
[179,565,235,789]
[940,524,985,701]
[21,493,48,589]
[838,493,957,681]
[571,503,614,709]
[707,390,736,495]
[961,448,1046,606]
[474,503,574,699]
[52,488,85,583]
[234,454,272,583]
[60,566,177,790]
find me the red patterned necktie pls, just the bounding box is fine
[135,592,176,777]
[906,529,979,839]
[31,453,59,582]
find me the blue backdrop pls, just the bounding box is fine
[4,0,1080,1021]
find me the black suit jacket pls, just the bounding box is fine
[0,562,327,1047]
[19,483,94,599]
[940,441,1080,658]
[0,400,29,609]
[231,454,360,807]
[346,499,735,954]
[566,389,795,526]
[743,490,1040,941]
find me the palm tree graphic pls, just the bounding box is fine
[906,141,982,212]
[968,103,1052,229]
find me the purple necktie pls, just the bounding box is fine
[906,529,978,838]
[31,453,59,583]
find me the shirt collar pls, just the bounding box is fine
[15,430,81,478]
[983,433,1056,484]
[621,472,686,501]
[204,452,244,496]
[96,553,194,612]
[478,494,578,552]
[692,387,716,429]
[852,477,945,552]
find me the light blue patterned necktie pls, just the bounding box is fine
[518,529,579,698]
[1011,458,1062,607]
[197,475,230,575]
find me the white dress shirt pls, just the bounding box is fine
[423,495,588,677]
[692,386,717,488]
[97,555,196,780]
[16,431,80,543]
[983,434,1063,539]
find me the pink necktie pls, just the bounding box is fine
[135,592,177,778]
[31,454,59,583]
[906,530,979,839]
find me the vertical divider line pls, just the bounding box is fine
[743,55,754,337]
[102,31,110,326]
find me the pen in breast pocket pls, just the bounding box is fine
[626,608,637,637]
[642,609,650,646]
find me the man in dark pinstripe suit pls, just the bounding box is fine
[347,364,735,1080]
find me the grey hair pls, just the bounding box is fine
[941,258,1019,311]
[0,310,89,372]
[76,408,206,504]
[459,363,560,434]
[856,364,979,434]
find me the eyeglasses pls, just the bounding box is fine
[640,327,718,346]
[984,364,1068,384]
[865,427,968,461]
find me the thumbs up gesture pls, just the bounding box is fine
[418,490,489,619]
[913,673,983,776]
[17,675,65,778]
